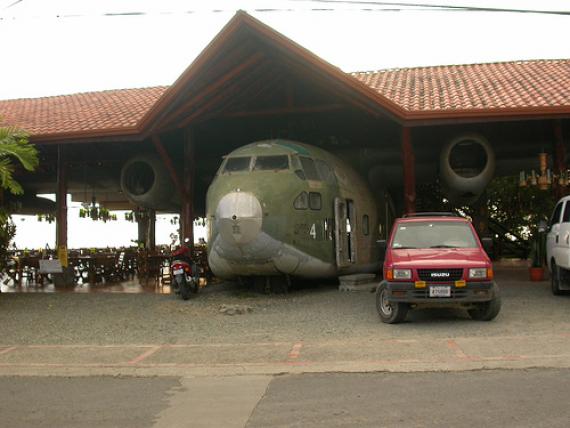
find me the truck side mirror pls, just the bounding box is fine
[481,237,493,253]
[538,219,548,233]
[377,239,387,260]
[376,239,387,250]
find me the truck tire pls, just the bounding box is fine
[376,283,408,324]
[551,261,563,296]
[468,296,501,321]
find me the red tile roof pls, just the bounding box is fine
[352,59,570,115]
[0,87,168,140]
[1,60,569,142]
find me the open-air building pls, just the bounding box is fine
[1,11,569,284]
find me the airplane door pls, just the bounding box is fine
[334,198,350,267]
[334,198,356,268]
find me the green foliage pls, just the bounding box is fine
[417,175,558,242]
[78,207,117,222]
[0,211,16,271]
[0,124,39,269]
[486,176,556,240]
[0,126,39,195]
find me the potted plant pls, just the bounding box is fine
[528,233,545,281]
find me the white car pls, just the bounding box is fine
[546,195,570,295]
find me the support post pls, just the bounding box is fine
[54,144,74,286]
[553,120,567,198]
[56,145,68,261]
[181,128,195,247]
[137,209,148,248]
[148,209,156,251]
[401,126,416,214]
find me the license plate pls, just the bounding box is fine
[429,286,451,297]
[173,269,184,275]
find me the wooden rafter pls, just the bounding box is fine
[177,61,278,127]
[151,135,188,199]
[157,52,266,132]
[270,51,389,120]
[224,104,345,118]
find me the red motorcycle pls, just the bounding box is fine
[171,245,198,300]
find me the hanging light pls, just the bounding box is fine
[519,152,565,190]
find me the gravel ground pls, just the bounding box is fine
[1,268,569,346]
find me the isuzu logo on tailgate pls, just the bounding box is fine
[431,272,450,278]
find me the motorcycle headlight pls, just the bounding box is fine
[469,268,487,279]
[393,269,412,280]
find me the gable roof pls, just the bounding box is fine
[0,11,569,142]
[352,59,570,121]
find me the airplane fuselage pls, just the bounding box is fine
[206,140,381,280]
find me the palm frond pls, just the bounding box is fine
[0,141,39,171]
[0,124,38,195]
[0,158,23,195]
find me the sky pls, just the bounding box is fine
[2,0,570,248]
[1,0,570,100]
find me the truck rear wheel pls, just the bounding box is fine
[376,283,408,324]
[551,261,564,296]
[468,296,501,321]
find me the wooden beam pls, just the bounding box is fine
[269,52,387,120]
[151,135,188,199]
[553,119,566,174]
[177,62,276,128]
[553,119,567,199]
[220,67,285,114]
[286,78,294,108]
[401,126,416,214]
[224,104,345,118]
[56,145,68,250]
[181,129,195,246]
[148,209,156,251]
[157,53,265,131]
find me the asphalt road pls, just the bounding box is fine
[248,369,570,428]
[2,369,570,428]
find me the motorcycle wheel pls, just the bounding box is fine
[179,276,192,300]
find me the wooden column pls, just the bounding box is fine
[137,211,148,248]
[401,126,416,214]
[553,120,567,198]
[148,209,156,251]
[181,129,195,246]
[56,145,68,252]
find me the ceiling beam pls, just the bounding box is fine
[223,104,345,118]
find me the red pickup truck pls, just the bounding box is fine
[376,213,500,324]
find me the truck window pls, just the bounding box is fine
[563,202,570,223]
[550,202,564,227]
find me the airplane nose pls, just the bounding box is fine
[216,192,262,245]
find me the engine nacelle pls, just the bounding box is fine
[440,134,495,204]
[120,154,179,211]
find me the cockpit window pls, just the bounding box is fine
[299,157,319,181]
[223,157,251,173]
[316,160,336,185]
[254,155,289,171]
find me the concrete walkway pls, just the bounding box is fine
[2,330,570,376]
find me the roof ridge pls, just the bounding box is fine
[350,58,570,76]
[0,86,169,103]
